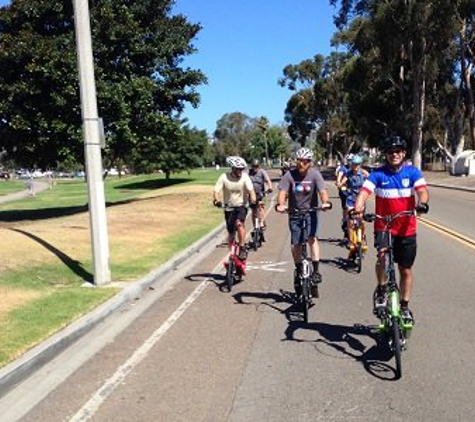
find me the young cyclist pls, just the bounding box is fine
[275,147,331,296]
[340,155,369,245]
[353,136,429,325]
[248,159,273,236]
[335,159,349,238]
[213,156,257,261]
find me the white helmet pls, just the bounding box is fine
[226,156,247,169]
[295,147,314,160]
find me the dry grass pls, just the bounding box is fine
[0,183,217,308]
[0,287,42,318]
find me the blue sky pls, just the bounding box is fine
[0,0,338,134]
[174,0,338,133]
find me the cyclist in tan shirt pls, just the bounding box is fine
[213,156,256,260]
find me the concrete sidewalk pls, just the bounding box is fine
[0,180,49,204]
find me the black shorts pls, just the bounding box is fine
[374,232,417,269]
[338,189,347,209]
[224,207,248,234]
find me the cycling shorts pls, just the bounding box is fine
[288,211,318,245]
[374,232,417,269]
[224,207,248,234]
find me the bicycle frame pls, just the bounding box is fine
[364,209,416,379]
[288,206,330,322]
[220,204,247,291]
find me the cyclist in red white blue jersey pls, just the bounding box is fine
[353,136,429,325]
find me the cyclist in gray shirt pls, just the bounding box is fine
[276,148,331,295]
[248,159,273,232]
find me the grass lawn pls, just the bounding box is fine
[0,180,26,197]
[0,168,224,368]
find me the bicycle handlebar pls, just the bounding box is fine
[278,202,333,215]
[363,210,416,224]
[213,202,249,209]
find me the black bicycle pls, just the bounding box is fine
[363,210,416,379]
[215,203,247,292]
[249,189,272,251]
[288,204,332,322]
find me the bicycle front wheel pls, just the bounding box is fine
[391,318,403,379]
[253,229,259,251]
[226,260,235,292]
[356,242,363,273]
[301,278,310,323]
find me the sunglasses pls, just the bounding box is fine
[297,159,311,164]
[386,148,404,155]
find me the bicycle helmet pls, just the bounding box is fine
[226,156,247,169]
[351,155,363,165]
[295,147,314,160]
[381,135,407,152]
[251,159,260,167]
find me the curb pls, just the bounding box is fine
[0,222,226,398]
[427,182,475,193]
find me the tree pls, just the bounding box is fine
[0,0,206,171]
[213,112,255,161]
[330,0,462,168]
[280,52,355,163]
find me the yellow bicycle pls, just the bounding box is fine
[347,213,368,273]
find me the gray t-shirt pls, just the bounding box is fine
[248,168,269,196]
[278,168,326,211]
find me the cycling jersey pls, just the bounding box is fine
[360,164,427,236]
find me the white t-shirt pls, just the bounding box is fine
[214,171,254,207]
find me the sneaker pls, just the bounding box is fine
[238,247,247,261]
[373,287,387,316]
[401,308,415,326]
[309,272,321,298]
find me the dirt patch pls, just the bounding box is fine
[0,184,217,276]
[0,287,42,318]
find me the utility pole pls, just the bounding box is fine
[73,0,111,285]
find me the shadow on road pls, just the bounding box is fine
[10,228,93,283]
[284,319,399,381]
[232,288,399,380]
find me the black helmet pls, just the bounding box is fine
[251,159,260,167]
[381,135,407,152]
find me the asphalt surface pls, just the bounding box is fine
[0,172,474,421]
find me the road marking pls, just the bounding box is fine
[69,277,212,422]
[70,190,278,421]
[246,261,288,272]
[418,217,475,250]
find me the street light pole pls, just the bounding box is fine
[73,0,111,285]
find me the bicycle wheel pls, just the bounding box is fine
[355,242,362,273]
[391,317,403,379]
[301,278,310,323]
[226,260,235,292]
[252,229,259,251]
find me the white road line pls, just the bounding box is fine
[69,278,211,422]
[70,190,278,421]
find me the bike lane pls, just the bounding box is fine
[15,185,475,421]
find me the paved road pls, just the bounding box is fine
[2,184,475,421]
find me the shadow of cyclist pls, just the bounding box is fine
[283,320,399,381]
[232,289,297,313]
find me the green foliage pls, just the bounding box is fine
[0,0,206,171]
